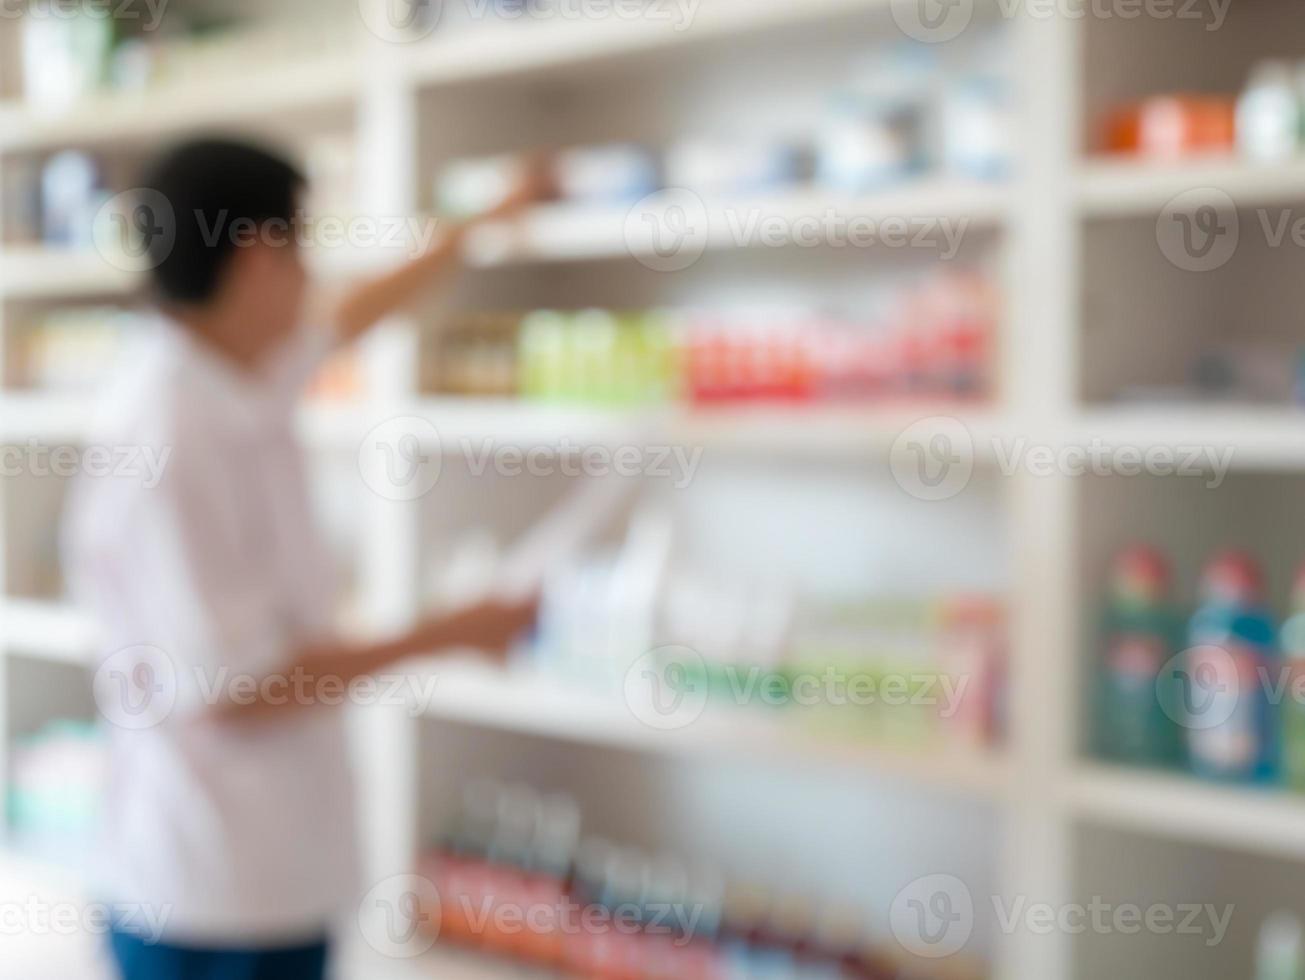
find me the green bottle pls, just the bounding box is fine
[1097,546,1184,768]
[1279,567,1305,791]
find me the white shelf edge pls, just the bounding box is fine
[0,180,1004,298]
[0,51,361,153]
[0,0,895,154]
[675,403,1010,458]
[0,599,96,665]
[1069,405,1305,471]
[0,393,95,442]
[0,248,144,301]
[0,244,401,301]
[465,182,1008,267]
[13,395,1305,471]
[415,661,1009,799]
[0,391,1012,458]
[1071,764,1305,861]
[0,393,367,449]
[405,0,892,89]
[1078,156,1305,217]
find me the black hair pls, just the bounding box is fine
[137,138,305,306]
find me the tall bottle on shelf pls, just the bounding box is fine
[1184,551,1280,784]
[1256,912,1305,980]
[1096,546,1183,769]
[1278,567,1305,791]
[1237,61,1301,162]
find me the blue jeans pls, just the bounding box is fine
[109,927,329,980]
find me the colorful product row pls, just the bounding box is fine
[1100,60,1305,161]
[419,781,985,980]
[427,275,996,408]
[1096,547,1305,786]
[646,595,1006,750]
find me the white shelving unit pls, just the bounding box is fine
[1078,155,1305,216]
[0,599,96,665]
[5,2,1305,979]
[0,179,1003,287]
[1071,765,1305,864]
[461,180,1008,266]
[0,50,362,152]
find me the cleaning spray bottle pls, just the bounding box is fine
[1185,551,1279,783]
[1097,546,1183,768]
[1278,566,1305,791]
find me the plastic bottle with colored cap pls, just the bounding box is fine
[1185,551,1280,783]
[1096,547,1183,768]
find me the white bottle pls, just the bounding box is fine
[1257,911,1305,980]
[1238,61,1301,162]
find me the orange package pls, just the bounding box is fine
[1101,95,1236,157]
